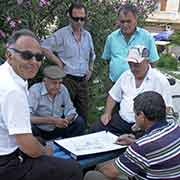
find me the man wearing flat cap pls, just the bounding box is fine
[28,65,85,141]
[90,45,173,136]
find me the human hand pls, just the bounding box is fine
[54,117,69,128]
[85,70,92,81]
[45,145,53,156]
[115,134,136,145]
[100,113,111,126]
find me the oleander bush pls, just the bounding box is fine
[0,0,157,122]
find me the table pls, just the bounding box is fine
[52,143,125,170]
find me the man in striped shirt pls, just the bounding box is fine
[84,91,180,180]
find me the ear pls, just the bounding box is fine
[5,50,13,64]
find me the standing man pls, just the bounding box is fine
[102,4,159,82]
[0,29,82,180]
[29,65,85,140]
[42,2,96,123]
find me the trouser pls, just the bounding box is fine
[63,75,88,124]
[0,149,83,180]
[32,116,85,141]
[89,112,134,136]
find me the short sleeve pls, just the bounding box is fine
[2,90,32,135]
[101,35,111,61]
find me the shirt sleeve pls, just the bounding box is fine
[2,90,32,135]
[28,86,39,115]
[109,76,122,102]
[101,35,111,61]
[114,143,148,178]
[62,86,77,117]
[159,74,173,108]
[41,30,65,60]
[148,34,159,63]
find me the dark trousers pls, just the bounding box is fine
[63,76,88,124]
[32,116,85,141]
[89,112,134,136]
[0,149,83,180]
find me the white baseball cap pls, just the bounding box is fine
[127,45,149,63]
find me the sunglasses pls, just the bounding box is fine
[9,48,45,62]
[120,20,132,24]
[71,16,86,22]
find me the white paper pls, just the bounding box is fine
[55,131,126,157]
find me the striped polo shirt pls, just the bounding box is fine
[115,120,180,180]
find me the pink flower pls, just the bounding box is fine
[6,16,11,22]
[39,0,50,7]
[0,30,6,38]
[17,0,24,5]
[9,21,16,28]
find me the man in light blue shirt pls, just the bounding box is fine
[28,66,85,140]
[102,4,159,82]
[41,3,95,123]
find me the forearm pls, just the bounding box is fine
[16,134,51,158]
[104,95,116,115]
[31,116,55,125]
[89,60,94,71]
[42,47,64,69]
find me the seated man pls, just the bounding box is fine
[28,65,85,140]
[90,45,173,136]
[84,91,180,180]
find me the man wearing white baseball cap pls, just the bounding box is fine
[90,45,173,136]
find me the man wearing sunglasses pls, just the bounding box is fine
[41,2,96,125]
[28,65,85,141]
[102,4,159,84]
[0,29,82,180]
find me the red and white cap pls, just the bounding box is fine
[127,45,149,63]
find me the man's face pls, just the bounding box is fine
[128,60,148,79]
[7,36,42,80]
[118,11,137,36]
[44,78,62,97]
[134,111,145,130]
[70,7,86,29]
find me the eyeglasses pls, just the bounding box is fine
[9,48,45,62]
[71,16,86,22]
[119,20,132,24]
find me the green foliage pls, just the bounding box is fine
[157,54,178,71]
[170,32,180,45]
[0,0,158,123]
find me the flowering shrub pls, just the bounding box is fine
[114,0,158,26]
[0,0,157,121]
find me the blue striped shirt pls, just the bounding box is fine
[115,120,180,180]
[41,25,96,77]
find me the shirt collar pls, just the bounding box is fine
[119,27,140,36]
[6,62,28,89]
[129,64,152,81]
[40,82,62,96]
[68,24,85,35]
[144,120,168,134]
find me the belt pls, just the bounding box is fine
[66,74,86,81]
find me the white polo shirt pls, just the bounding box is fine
[0,62,32,155]
[109,66,173,123]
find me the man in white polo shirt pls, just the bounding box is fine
[90,45,172,136]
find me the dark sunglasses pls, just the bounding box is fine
[71,16,86,22]
[9,48,45,62]
[120,20,132,24]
